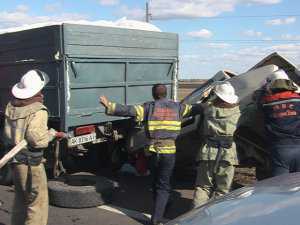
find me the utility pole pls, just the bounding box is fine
[145,1,152,22]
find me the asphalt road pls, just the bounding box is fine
[0,173,194,225]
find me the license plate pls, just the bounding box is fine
[68,133,97,147]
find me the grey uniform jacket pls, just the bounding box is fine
[197,103,241,165]
[3,101,56,164]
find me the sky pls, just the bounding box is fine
[0,0,299,79]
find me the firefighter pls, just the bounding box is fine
[192,81,240,208]
[3,70,66,225]
[259,69,300,176]
[99,84,199,225]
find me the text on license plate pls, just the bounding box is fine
[68,133,97,147]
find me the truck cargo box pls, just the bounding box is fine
[0,23,178,174]
[0,23,178,130]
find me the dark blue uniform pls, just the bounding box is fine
[106,98,197,224]
[261,91,300,176]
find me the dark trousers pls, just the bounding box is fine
[271,145,300,176]
[150,153,175,224]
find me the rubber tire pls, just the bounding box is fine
[0,164,13,185]
[48,173,114,208]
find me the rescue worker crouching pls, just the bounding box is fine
[3,70,66,225]
[258,69,300,176]
[99,84,200,225]
[192,81,240,208]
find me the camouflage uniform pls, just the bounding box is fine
[3,101,56,225]
[192,103,240,208]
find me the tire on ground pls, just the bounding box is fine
[0,164,13,185]
[48,173,114,208]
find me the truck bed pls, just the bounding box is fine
[0,24,178,131]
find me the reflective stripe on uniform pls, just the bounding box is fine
[134,105,144,122]
[148,120,181,131]
[148,144,176,154]
[107,102,116,114]
[263,98,300,107]
[182,104,192,117]
[148,121,181,126]
[148,125,181,131]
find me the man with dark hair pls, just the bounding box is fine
[100,84,199,225]
[152,84,167,99]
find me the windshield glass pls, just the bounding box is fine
[182,79,213,104]
[182,70,235,104]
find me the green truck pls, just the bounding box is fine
[0,23,178,181]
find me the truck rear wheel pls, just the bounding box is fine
[48,173,114,208]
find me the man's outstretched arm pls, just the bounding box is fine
[99,96,144,122]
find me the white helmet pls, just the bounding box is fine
[213,81,239,104]
[12,70,49,99]
[267,69,290,83]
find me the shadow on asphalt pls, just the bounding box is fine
[165,190,192,219]
[97,170,194,223]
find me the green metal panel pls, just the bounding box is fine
[66,87,126,127]
[127,62,173,82]
[64,29,177,49]
[62,23,178,129]
[62,23,178,59]
[65,58,175,129]
[64,46,177,59]
[69,62,126,84]
[0,62,60,117]
[0,25,61,62]
[63,23,176,39]
[126,62,173,104]
[0,26,62,121]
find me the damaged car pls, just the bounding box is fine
[175,52,300,181]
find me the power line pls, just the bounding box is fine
[150,14,300,21]
[182,43,299,46]
[191,14,300,19]
[181,39,300,42]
